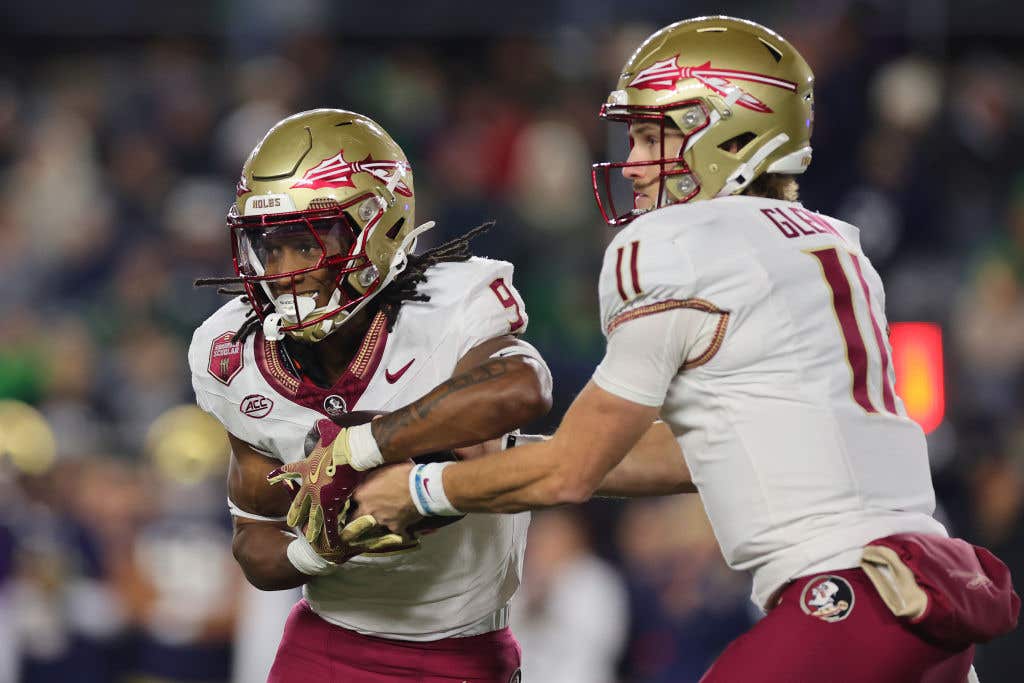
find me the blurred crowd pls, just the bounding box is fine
[2,2,1024,681]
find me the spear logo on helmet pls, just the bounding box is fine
[628,56,797,113]
[291,149,413,196]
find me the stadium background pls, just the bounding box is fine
[2,0,1023,680]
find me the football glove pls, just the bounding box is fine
[305,499,413,564]
[267,418,393,550]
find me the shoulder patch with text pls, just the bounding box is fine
[208,331,244,385]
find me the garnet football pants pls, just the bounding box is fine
[701,569,974,683]
[268,600,522,683]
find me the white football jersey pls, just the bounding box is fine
[188,257,535,640]
[593,196,946,608]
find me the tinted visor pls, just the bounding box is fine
[234,215,360,281]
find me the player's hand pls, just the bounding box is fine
[266,418,366,547]
[307,502,413,564]
[343,463,421,543]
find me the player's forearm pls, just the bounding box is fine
[441,382,660,511]
[596,422,696,497]
[232,522,308,591]
[371,357,551,462]
[596,458,696,497]
[443,437,590,513]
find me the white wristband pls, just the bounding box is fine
[286,535,337,576]
[409,462,461,516]
[346,422,384,471]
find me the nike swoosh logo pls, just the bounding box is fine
[309,451,329,484]
[385,358,415,383]
[423,477,431,496]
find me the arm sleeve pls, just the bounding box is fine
[592,306,719,406]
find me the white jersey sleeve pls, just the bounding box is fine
[441,259,529,358]
[594,307,718,406]
[593,222,729,405]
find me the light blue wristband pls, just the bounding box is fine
[408,462,460,516]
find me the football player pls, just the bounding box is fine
[188,109,554,682]
[344,18,1019,682]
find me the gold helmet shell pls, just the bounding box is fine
[592,16,814,224]
[230,109,421,342]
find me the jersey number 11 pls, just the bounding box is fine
[810,247,898,416]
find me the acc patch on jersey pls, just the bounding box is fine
[240,394,274,419]
[208,331,244,385]
[799,575,855,623]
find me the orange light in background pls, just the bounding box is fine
[889,322,945,434]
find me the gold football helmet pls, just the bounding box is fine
[230,109,430,342]
[592,16,815,225]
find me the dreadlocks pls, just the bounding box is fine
[194,221,494,343]
[377,221,492,331]
[191,275,268,343]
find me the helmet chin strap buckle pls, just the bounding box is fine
[263,313,285,341]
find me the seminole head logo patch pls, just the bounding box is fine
[800,575,855,623]
[322,394,348,417]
